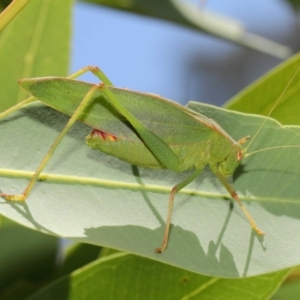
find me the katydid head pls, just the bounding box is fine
[218,142,244,176]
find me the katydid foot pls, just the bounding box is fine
[0,193,25,201]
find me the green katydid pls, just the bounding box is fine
[0,65,298,253]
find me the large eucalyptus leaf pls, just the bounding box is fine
[27,252,290,300]
[0,97,299,278]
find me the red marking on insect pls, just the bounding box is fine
[231,191,239,201]
[91,129,117,141]
[236,151,243,161]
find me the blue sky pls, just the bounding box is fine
[72,0,299,106]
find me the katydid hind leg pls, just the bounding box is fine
[73,68,181,171]
[0,65,178,201]
[155,167,204,253]
[210,164,265,236]
[98,83,181,172]
[0,97,36,120]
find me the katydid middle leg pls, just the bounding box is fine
[155,166,204,253]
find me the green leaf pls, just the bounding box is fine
[26,253,290,300]
[85,0,291,58]
[225,52,300,125]
[0,0,71,112]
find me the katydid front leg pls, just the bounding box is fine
[210,163,265,236]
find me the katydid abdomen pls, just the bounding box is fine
[86,128,216,171]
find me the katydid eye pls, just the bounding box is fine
[237,151,243,161]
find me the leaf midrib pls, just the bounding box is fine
[0,167,298,205]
